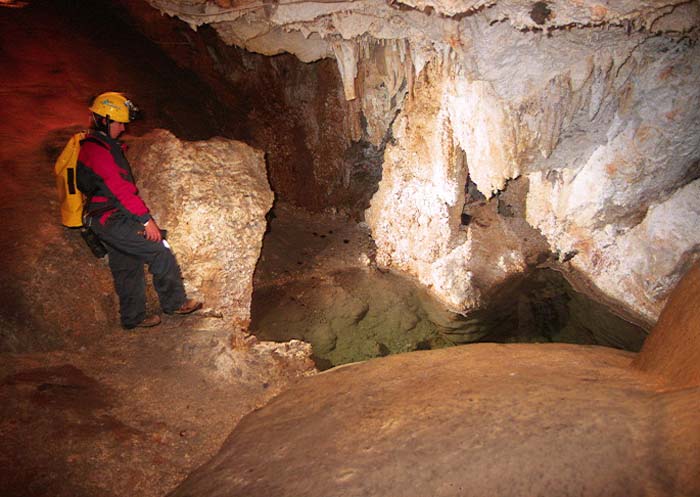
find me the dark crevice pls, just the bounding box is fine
[474,268,648,351]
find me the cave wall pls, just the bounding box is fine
[370,20,700,323]
[525,33,700,324]
[139,0,699,324]
[115,0,384,214]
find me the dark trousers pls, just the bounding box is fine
[89,214,186,327]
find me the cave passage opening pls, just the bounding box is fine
[152,3,650,368]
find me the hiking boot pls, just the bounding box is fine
[171,299,203,315]
[123,314,161,330]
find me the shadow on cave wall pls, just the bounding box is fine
[473,268,647,351]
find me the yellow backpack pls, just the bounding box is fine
[54,132,86,228]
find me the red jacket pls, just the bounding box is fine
[77,132,151,225]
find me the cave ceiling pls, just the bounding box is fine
[148,0,699,65]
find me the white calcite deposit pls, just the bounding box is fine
[365,63,529,312]
[525,37,700,324]
[146,0,700,323]
[127,129,274,326]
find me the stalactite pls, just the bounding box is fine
[441,44,451,78]
[404,41,415,99]
[332,39,359,100]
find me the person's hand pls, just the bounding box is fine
[144,218,162,242]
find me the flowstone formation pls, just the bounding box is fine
[127,129,273,326]
[167,263,700,497]
[147,0,700,324]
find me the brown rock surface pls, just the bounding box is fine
[116,0,370,215]
[0,325,315,497]
[633,262,700,389]
[170,265,700,497]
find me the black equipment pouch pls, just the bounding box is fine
[80,227,108,258]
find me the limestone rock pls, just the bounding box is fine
[525,39,700,324]
[634,261,700,389]
[367,23,699,320]
[356,39,411,145]
[177,327,316,386]
[365,61,537,313]
[144,0,700,323]
[529,177,700,325]
[171,345,700,497]
[213,17,332,62]
[230,333,317,387]
[149,0,697,111]
[126,129,273,325]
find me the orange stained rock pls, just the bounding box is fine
[659,65,675,80]
[633,261,700,389]
[590,4,608,21]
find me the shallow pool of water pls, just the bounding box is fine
[250,267,648,369]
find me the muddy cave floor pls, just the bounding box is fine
[0,198,419,497]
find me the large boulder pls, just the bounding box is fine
[127,129,273,326]
[633,261,700,389]
[167,263,700,497]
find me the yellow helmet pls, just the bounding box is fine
[89,92,139,123]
